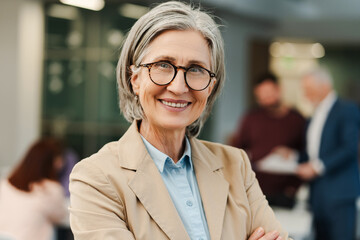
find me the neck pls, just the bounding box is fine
[139,120,186,163]
[314,90,333,107]
[264,103,289,117]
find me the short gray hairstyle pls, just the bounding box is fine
[116,1,225,137]
[304,67,334,86]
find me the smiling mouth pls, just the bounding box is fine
[161,100,189,108]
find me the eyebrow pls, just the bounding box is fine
[151,55,209,68]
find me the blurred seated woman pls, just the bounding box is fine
[0,138,67,240]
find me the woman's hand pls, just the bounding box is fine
[248,227,282,240]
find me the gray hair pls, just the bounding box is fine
[304,67,334,86]
[116,1,225,137]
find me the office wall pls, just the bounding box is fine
[0,0,43,170]
[0,1,19,169]
[211,12,276,143]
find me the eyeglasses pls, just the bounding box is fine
[138,61,215,91]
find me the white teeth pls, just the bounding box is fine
[162,100,188,108]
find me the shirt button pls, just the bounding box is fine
[186,200,193,207]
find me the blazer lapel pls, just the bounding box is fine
[120,122,190,240]
[191,138,229,240]
[319,98,338,157]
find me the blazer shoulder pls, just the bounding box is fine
[71,141,120,176]
[70,141,125,204]
[197,139,249,166]
[199,139,243,153]
[333,99,360,119]
[334,98,357,110]
[195,139,256,189]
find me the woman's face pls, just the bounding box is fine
[131,30,214,133]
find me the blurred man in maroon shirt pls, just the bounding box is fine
[230,73,306,208]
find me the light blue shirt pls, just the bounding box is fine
[141,136,210,240]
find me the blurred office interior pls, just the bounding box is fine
[1,0,360,239]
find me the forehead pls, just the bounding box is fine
[143,30,211,66]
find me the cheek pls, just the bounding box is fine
[196,93,210,111]
[137,77,152,100]
[138,82,162,113]
[139,87,152,108]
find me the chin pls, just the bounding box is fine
[162,122,189,131]
[157,118,193,132]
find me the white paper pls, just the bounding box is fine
[256,152,298,174]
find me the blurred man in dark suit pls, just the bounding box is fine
[298,67,360,240]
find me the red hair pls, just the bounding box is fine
[8,137,63,192]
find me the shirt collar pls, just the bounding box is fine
[140,135,192,173]
[315,90,337,115]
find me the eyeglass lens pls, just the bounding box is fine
[149,62,211,90]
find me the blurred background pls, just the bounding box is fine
[1,0,360,239]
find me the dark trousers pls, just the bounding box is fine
[314,200,356,240]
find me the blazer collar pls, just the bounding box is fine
[117,121,190,240]
[117,121,229,240]
[190,138,229,240]
[116,121,147,171]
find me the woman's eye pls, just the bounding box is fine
[155,62,171,69]
[189,66,205,74]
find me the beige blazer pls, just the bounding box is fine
[69,121,290,240]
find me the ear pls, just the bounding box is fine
[130,65,141,95]
[207,78,217,96]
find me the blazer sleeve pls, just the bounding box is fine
[69,159,135,240]
[239,149,292,240]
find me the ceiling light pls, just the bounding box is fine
[269,41,325,59]
[311,43,325,58]
[282,43,296,57]
[59,0,105,11]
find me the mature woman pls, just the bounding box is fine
[69,2,290,240]
[0,138,67,240]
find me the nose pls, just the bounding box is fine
[166,68,189,95]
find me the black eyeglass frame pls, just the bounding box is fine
[137,61,216,91]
